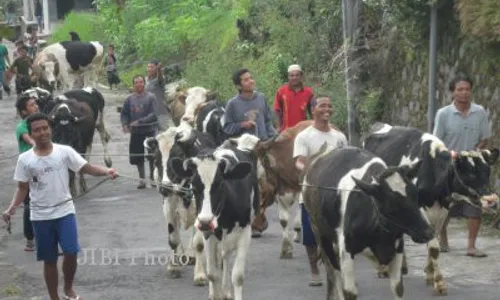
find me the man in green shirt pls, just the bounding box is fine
[0,37,12,100]
[15,94,40,250]
[9,46,33,96]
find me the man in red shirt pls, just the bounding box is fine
[274,64,314,132]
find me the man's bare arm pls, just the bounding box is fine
[476,139,488,150]
[21,133,35,147]
[3,182,29,221]
[80,163,117,178]
[295,155,308,171]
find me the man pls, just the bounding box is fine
[274,64,314,132]
[105,44,120,89]
[0,36,11,100]
[433,74,491,258]
[224,68,277,140]
[2,112,118,300]
[293,96,348,286]
[14,94,40,251]
[121,75,157,189]
[8,45,33,96]
[146,60,173,131]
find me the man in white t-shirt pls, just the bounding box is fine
[2,113,118,300]
[293,96,348,286]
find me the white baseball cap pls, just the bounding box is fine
[288,64,302,73]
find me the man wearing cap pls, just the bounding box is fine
[293,95,348,286]
[274,64,314,132]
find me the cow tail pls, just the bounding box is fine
[94,89,106,111]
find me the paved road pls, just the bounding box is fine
[1,88,500,299]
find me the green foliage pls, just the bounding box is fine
[456,0,500,42]
[49,12,108,44]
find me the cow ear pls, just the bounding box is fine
[170,158,195,178]
[482,148,499,165]
[398,160,422,180]
[224,162,252,180]
[352,176,379,197]
[206,90,218,102]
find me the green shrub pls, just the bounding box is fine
[49,12,108,44]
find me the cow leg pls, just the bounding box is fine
[278,193,295,259]
[79,144,92,194]
[293,202,302,243]
[387,238,404,300]
[192,229,208,286]
[231,225,251,300]
[205,235,222,300]
[148,156,155,188]
[95,111,112,167]
[221,252,233,300]
[319,236,341,300]
[338,232,357,299]
[423,206,448,295]
[163,197,182,278]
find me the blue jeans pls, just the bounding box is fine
[301,204,317,246]
[32,213,80,262]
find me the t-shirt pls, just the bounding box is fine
[15,119,32,153]
[0,44,8,70]
[274,84,314,131]
[11,56,32,76]
[145,75,168,116]
[293,126,348,203]
[433,102,491,152]
[13,144,88,221]
[223,91,277,140]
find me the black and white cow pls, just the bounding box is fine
[33,41,104,91]
[46,88,112,196]
[143,127,217,285]
[302,145,434,300]
[363,122,499,295]
[170,133,260,300]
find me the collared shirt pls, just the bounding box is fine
[433,102,491,152]
[274,84,314,131]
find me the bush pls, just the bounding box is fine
[49,12,108,44]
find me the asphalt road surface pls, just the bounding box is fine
[1,87,500,300]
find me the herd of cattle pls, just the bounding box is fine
[16,40,500,298]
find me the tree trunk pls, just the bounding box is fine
[342,0,363,146]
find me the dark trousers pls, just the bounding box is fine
[23,195,34,240]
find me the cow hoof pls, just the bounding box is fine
[105,157,112,168]
[434,285,447,296]
[251,229,262,238]
[223,296,234,300]
[280,251,293,259]
[194,276,208,286]
[377,271,389,279]
[188,256,196,265]
[426,277,434,286]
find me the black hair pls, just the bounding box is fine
[108,44,114,49]
[15,94,34,116]
[149,60,159,66]
[232,68,250,86]
[449,74,473,92]
[132,75,145,84]
[26,112,50,134]
[311,94,332,108]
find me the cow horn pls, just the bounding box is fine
[259,133,280,150]
[183,158,194,171]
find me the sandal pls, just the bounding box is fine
[63,295,82,300]
[466,249,487,258]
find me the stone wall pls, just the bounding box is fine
[377,33,500,177]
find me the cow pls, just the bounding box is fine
[301,144,434,300]
[363,122,500,295]
[177,100,227,146]
[143,127,215,285]
[32,51,60,92]
[46,88,112,196]
[179,86,218,125]
[33,41,105,91]
[251,120,313,257]
[170,133,260,300]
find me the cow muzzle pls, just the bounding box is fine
[195,217,217,232]
[411,227,434,244]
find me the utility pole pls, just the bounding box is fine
[342,0,363,146]
[427,1,442,133]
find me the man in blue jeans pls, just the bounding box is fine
[3,113,118,300]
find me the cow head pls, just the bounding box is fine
[180,87,217,125]
[49,101,86,148]
[450,149,500,207]
[352,161,434,244]
[38,60,59,91]
[170,148,252,232]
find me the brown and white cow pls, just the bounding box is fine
[179,86,218,125]
[32,52,60,93]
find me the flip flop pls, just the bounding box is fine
[466,249,487,258]
[63,295,82,300]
